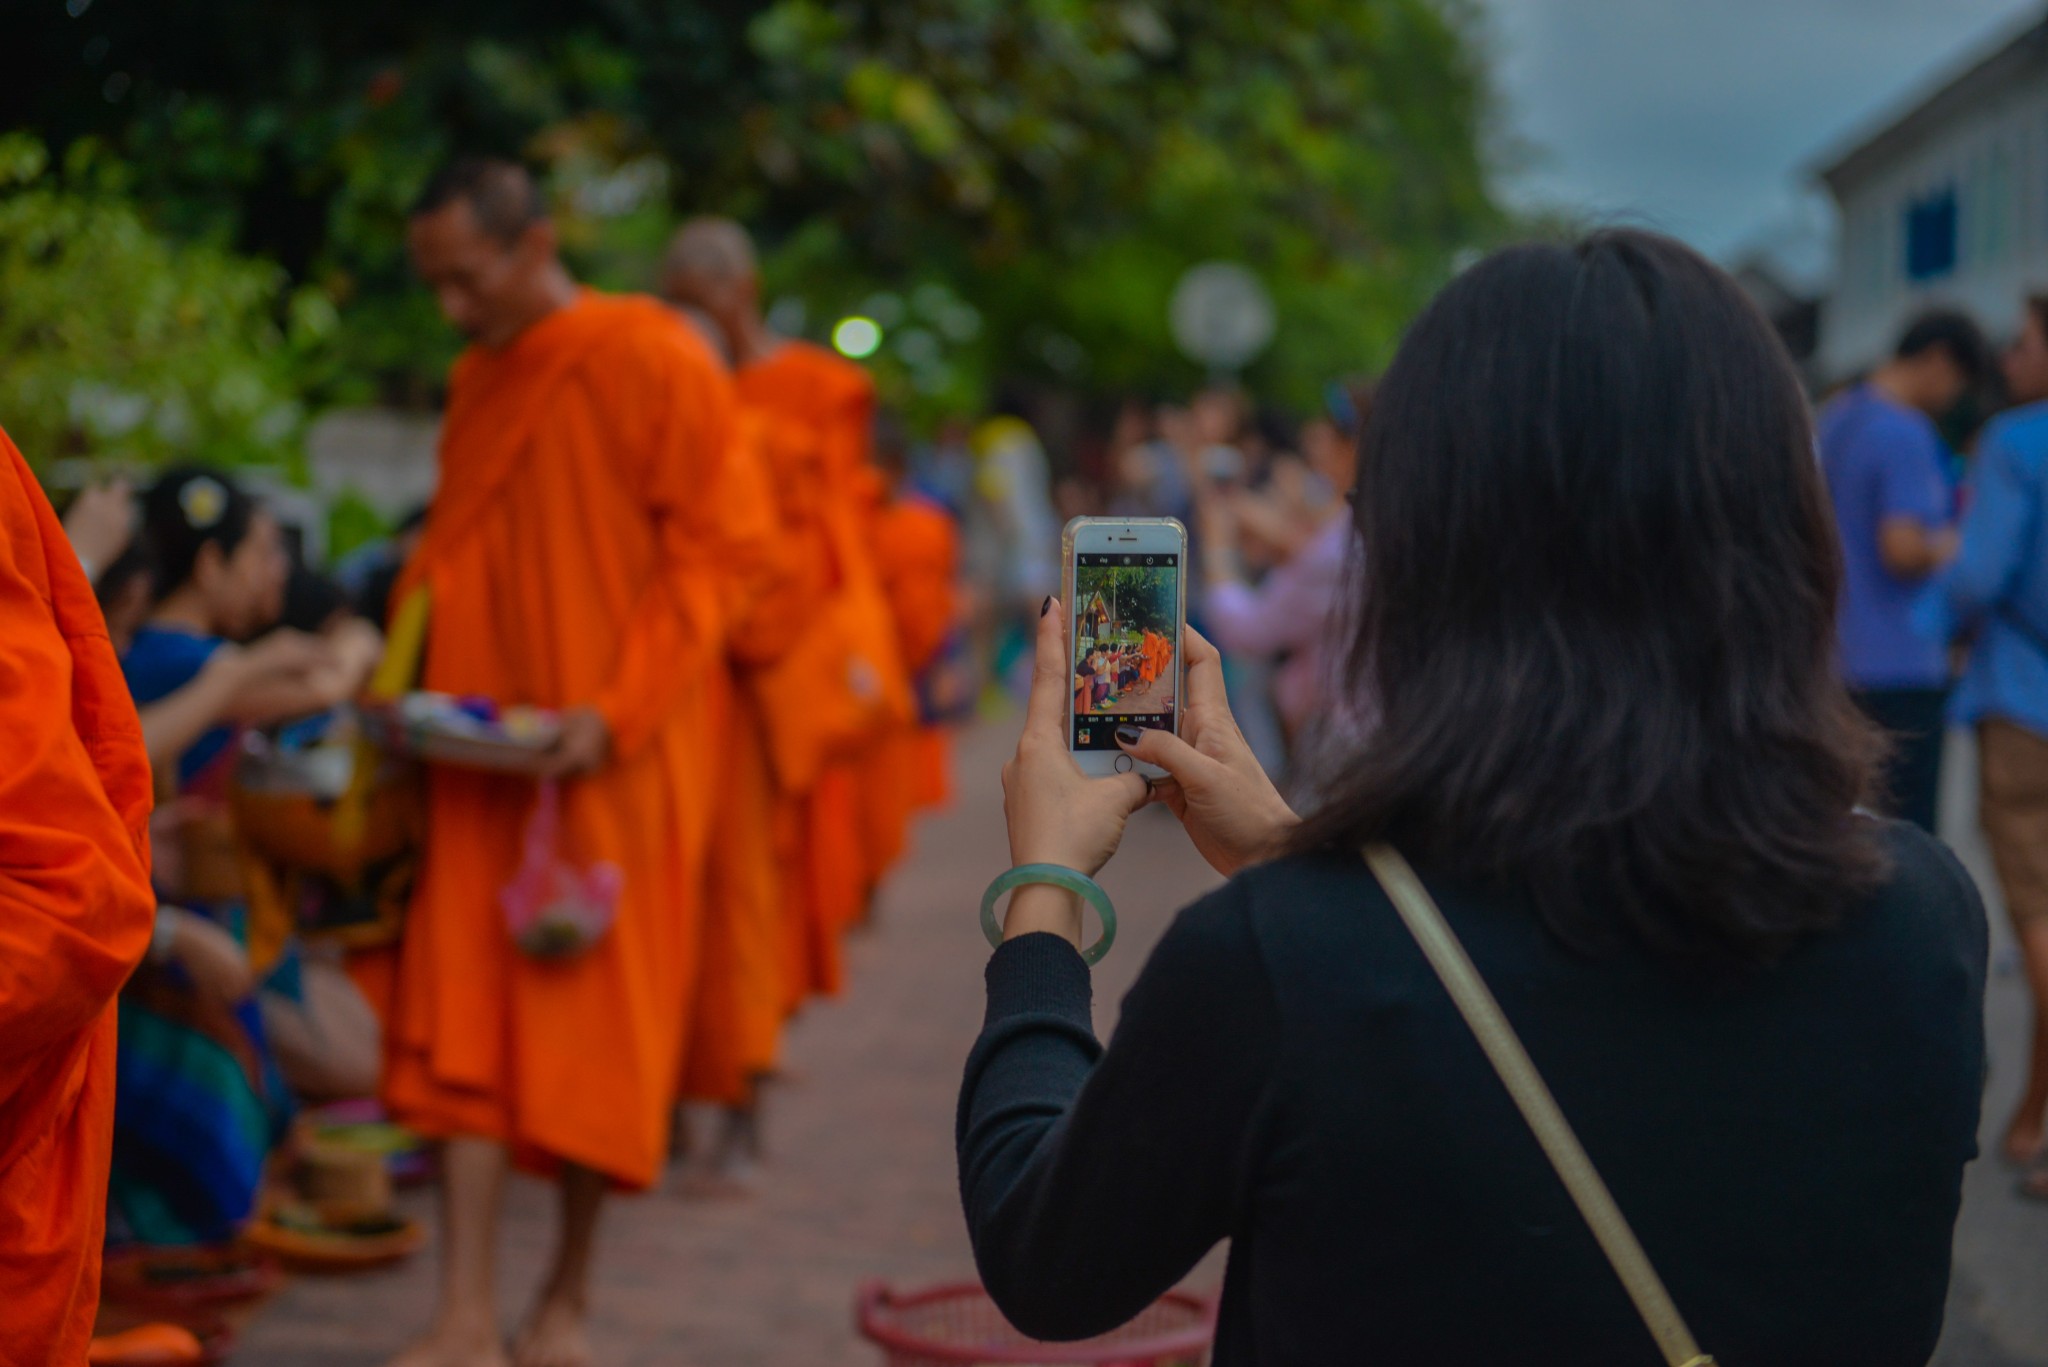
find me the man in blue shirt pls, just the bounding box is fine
[1939,294,2048,1197]
[1819,309,1990,832]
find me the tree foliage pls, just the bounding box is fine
[1,0,1502,419]
[1078,564,1175,638]
[0,133,327,470]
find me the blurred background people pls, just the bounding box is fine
[1199,380,1372,798]
[110,464,382,1249]
[1936,293,2048,1201]
[970,405,1060,696]
[1817,309,1992,832]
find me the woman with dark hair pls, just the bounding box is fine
[111,465,382,1247]
[961,231,1987,1364]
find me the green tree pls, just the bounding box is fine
[1080,564,1175,638]
[0,133,330,472]
[1,0,1502,417]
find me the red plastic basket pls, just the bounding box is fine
[855,1281,1215,1366]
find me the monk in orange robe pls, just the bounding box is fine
[664,217,904,1006]
[867,410,965,834]
[739,343,896,943]
[658,295,805,1182]
[387,161,757,1367]
[0,427,155,1365]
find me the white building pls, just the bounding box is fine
[1816,10,2048,381]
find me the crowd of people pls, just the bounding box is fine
[1074,628,1172,716]
[4,150,2047,1365]
[1816,292,2048,1203]
[6,157,968,1366]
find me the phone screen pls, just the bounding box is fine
[1070,551,1180,750]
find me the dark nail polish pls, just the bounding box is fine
[1115,725,1142,746]
[1040,596,1052,617]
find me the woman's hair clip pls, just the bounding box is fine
[177,475,228,530]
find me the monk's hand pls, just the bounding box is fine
[541,706,612,778]
[1115,626,1299,877]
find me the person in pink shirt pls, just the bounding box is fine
[1199,382,1371,789]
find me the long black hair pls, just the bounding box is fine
[1293,229,1884,967]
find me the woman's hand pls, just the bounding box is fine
[999,600,1151,948]
[1004,600,1151,873]
[61,479,134,576]
[162,907,256,1009]
[223,628,326,683]
[1116,627,1300,877]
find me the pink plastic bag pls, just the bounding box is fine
[499,780,622,959]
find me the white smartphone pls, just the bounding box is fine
[1062,516,1187,779]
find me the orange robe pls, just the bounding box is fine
[0,428,155,1364]
[681,406,803,1106]
[383,292,750,1188]
[733,342,888,1001]
[869,488,964,832]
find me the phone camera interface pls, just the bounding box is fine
[1071,552,1178,750]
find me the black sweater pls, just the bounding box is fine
[957,822,1986,1366]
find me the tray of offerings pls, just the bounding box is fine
[244,1202,424,1273]
[362,692,561,773]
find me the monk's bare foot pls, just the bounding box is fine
[675,1107,762,1199]
[385,1312,509,1367]
[2002,1112,2045,1168]
[667,1103,693,1166]
[513,1295,592,1367]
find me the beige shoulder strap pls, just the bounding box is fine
[1362,843,1715,1367]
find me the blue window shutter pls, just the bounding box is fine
[1905,185,1959,282]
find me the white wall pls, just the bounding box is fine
[1823,76,2048,378]
[304,406,441,521]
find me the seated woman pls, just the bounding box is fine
[1081,647,1111,712]
[110,466,381,1247]
[962,231,1987,1364]
[1115,646,1139,693]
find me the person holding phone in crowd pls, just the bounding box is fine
[962,231,1986,1364]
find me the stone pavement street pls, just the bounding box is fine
[1932,736,2048,1367]
[238,719,2048,1365]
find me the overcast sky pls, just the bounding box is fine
[1478,0,2042,274]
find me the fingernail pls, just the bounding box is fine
[1040,596,1052,617]
[1115,725,1142,746]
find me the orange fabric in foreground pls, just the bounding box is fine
[380,293,749,1189]
[0,427,156,1365]
[862,490,965,873]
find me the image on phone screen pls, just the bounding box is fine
[1070,552,1179,750]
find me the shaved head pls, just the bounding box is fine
[662,216,765,362]
[664,216,757,287]
[407,157,574,349]
[412,158,547,246]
